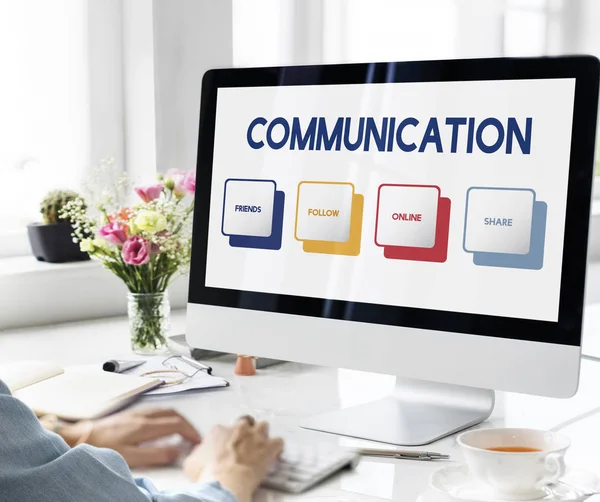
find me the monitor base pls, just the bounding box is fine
[300,378,495,446]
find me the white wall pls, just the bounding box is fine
[153,0,233,174]
[122,0,234,180]
[122,0,158,183]
[574,0,600,56]
[88,0,125,177]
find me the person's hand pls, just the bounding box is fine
[66,408,201,468]
[183,416,284,502]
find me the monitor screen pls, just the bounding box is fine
[203,78,575,323]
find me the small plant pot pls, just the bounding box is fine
[27,222,90,263]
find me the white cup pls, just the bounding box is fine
[457,428,570,501]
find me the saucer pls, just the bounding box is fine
[430,464,587,502]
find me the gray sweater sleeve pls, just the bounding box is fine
[0,380,238,502]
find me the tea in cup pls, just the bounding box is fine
[457,428,570,500]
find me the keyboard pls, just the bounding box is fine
[262,442,361,494]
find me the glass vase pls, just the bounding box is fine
[128,292,170,354]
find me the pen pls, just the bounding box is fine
[358,448,450,461]
[180,355,213,375]
[102,359,146,373]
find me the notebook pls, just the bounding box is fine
[0,361,162,420]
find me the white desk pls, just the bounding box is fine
[1,312,600,502]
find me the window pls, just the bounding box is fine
[0,1,90,238]
[0,1,125,257]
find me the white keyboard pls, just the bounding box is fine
[262,442,361,494]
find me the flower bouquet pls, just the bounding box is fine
[62,167,196,353]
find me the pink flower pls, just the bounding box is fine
[135,184,164,203]
[122,236,152,265]
[98,222,128,245]
[182,171,196,194]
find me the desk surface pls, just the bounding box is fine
[1,312,600,502]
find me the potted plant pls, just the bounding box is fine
[27,189,90,263]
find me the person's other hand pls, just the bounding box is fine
[183,416,283,502]
[71,408,201,468]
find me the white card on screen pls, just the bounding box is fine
[222,179,276,238]
[295,182,354,243]
[464,188,535,255]
[375,185,440,248]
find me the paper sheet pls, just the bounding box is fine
[122,356,228,395]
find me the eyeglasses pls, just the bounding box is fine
[162,355,211,378]
[140,355,212,387]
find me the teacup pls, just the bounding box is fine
[457,428,570,501]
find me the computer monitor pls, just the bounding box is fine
[187,57,599,446]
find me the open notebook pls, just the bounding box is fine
[0,361,162,420]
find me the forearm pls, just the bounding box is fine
[198,465,256,502]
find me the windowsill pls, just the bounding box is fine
[0,255,189,330]
[0,229,33,258]
[0,256,100,276]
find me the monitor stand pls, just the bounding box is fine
[300,378,495,446]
